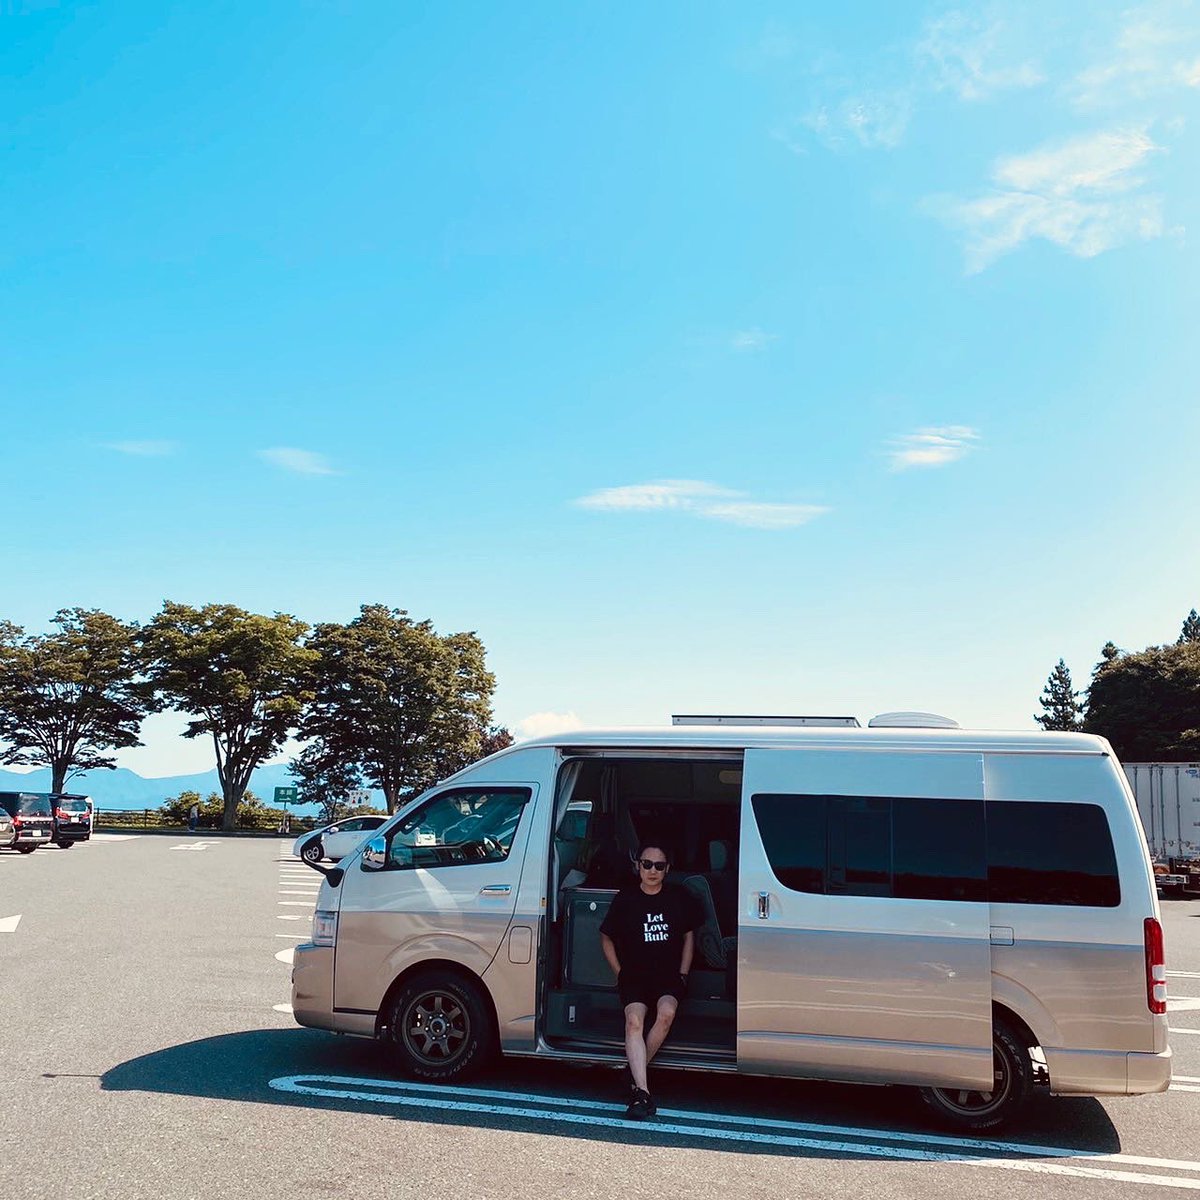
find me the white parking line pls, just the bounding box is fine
[277,914,307,921]
[266,1075,1200,1189]
[273,1003,294,1014]
[1170,972,1200,980]
[279,890,320,896]
[278,901,316,907]
[275,947,295,964]
[1171,1028,1200,1037]
[275,933,306,939]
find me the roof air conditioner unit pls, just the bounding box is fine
[867,712,960,729]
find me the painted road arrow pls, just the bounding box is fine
[0,914,22,933]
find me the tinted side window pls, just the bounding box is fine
[986,801,1120,907]
[751,795,826,893]
[751,794,987,902]
[893,797,987,902]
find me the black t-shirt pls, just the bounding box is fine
[599,883,701,978]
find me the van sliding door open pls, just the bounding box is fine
[738,749,993,1090]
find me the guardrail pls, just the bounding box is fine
[94,810,320,833]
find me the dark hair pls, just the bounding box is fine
[636,842,670,863]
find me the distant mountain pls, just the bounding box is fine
[0,763,384,814]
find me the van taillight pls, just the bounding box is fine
[1145,917,1167,1015]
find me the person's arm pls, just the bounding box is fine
[600,932,621,979]
[679,929,694,978]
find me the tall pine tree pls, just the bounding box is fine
[1035,658,1083,732]
[1179,609,1200,644]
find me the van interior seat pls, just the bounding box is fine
[705,839,738,937]
[682,873,738,979]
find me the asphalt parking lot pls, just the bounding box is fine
[2,835,1199,1200]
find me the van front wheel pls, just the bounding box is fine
[383,971,496,1082]
[919,1020,1033,1132]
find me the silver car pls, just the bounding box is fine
[0,810,15,850]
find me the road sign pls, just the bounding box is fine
[274,786,299,803]
[346,789,371,805]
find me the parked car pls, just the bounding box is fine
[0,792,55,853]
[51,794,93,848]
[293,816,388,864]
[0,808,16,850]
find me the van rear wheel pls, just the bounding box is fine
[383,971,496,1082]
[919,1020,1033,1131]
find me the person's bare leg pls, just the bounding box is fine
[644,995,678,1063]
[624,1003,649,1091]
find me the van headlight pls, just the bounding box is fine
[312,910,338,947]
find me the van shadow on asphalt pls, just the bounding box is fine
[100,1028,1122,1160]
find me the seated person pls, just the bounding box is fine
[598,843,701,1121]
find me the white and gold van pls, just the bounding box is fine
[291,716,1171,1130]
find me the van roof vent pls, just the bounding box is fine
[867,711,960,729]
[672,714,861,728]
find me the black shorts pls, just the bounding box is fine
[617,970,685,1010]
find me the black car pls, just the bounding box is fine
[0,792,55,854]
[51,794,93,847]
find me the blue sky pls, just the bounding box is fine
[2,1,1198,775]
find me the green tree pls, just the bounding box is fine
[289,744,364,825]
[1179,609,1200,645]
[158,788,273,829]
[1035,658,1083,732]
[142,602,316,831]
[0,608,149,793]
[1084,641,1200,760]
[299,604,499,813]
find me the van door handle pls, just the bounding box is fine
[479,884,512,897]
[757,891,770,919]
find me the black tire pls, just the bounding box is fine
[301,839,323,864]
[383,970,497,1082]
[16,845,36,855]
[919,1020,1034,1131]
[54,840,74,849]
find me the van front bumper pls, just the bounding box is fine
[291,943,336,1031]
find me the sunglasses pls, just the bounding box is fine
[639,858,668,871]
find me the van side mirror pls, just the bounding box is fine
[362,836,387,871]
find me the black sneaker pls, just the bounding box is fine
[625,1088,653,1121]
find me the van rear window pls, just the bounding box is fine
[987,801,1120,907]
[751,795,1121,907]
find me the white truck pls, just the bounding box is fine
[1123,762,1200,894]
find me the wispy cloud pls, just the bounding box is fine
[888,426,980,470]
[1068,2,1200,108]
[576,479,734,513]
[258,447,339,476]
[575,479,828,530]
[916,10,1044,101]
[928,126,1165,271]
[730,328,777,352]
[698,501,829,529]
[515,711,584,740]
[105,440,177,457]
[798,91,913,152]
